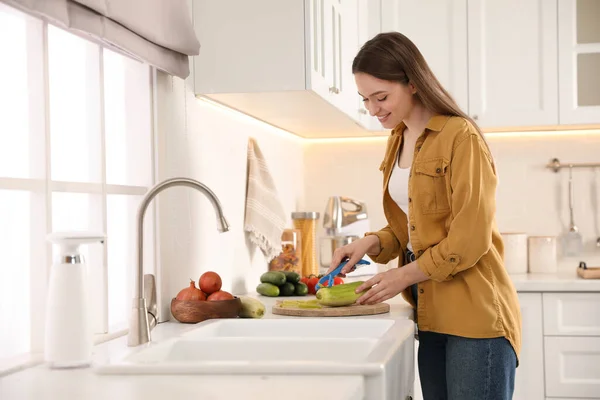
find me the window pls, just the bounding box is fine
[0,3,156,361]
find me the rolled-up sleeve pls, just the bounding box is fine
[365,225,402,264]
[417,133,497,282]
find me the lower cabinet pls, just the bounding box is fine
[516,292,600,400]
[514,293,545,400]
[413,292,600,400]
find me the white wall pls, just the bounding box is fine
[304,131,600,273]
[153,70,600,323]
[155,72,305,320]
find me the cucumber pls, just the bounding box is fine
[256,282,280,297]
[260,271,286,286]
[238,296,265,318]
[282,271,300,283]
[316,281,366,307]
[279,282,295,296]
[294,282,308,296]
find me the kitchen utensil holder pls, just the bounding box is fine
[547,157,600,173]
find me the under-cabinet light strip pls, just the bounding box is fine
[197,96,600,142]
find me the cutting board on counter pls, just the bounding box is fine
[272,301,390,317]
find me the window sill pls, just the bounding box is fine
[0,353,44,377]
[0,329,129,378]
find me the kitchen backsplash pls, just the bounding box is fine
[154,72,305,320]
[155,74,600,320]
[304,131,600,272]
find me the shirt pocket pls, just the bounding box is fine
[413,158,451,214]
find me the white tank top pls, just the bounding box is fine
[388,157,412,251]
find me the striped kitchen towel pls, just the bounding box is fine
[244,137,286,261]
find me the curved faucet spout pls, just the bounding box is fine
[128,177,229,347]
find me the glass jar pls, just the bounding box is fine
[291,211,320,277]
[268,228,302,274]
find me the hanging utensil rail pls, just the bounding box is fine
[547,158,600,173]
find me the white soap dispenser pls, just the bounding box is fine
[44,231,105,368]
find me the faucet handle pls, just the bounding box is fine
[144,274,158,329]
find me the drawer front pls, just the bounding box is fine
[543,293,600,336]
[545,336,600,398]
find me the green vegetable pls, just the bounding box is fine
[282,271,300,283]
[256,282,280,297]
[260,271,286,286]
[279,282,296,296]
[279,299,322,309]
[238,296,265,318]
[316,281,366,307]
[294,282,308,296]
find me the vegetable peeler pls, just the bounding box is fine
[315,258,371,291]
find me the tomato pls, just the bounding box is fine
[307,275,319,295]
[300,276,309,285]
[316,276,344,289]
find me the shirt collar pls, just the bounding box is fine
[392,115,451,135]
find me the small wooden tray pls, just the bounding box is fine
[577,262,600,279]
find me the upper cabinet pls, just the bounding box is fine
[467,0,559,128]
[192,0,369,138]
[356,0,387,132]
[191,0,600,139]
[558,0,600,124]
[380,0,469,114]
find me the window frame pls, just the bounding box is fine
[0,3,159,371]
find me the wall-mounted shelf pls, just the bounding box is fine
[547,157,600,173]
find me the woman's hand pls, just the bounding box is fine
[326,235,381,276]
[355,260,429,305]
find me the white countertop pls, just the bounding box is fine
[0,293,413,400]
[509,270,600,292]
[2,270,597,400]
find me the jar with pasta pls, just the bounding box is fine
[291,211,320,277]
[268,228,302,274]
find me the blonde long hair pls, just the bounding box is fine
[352,32,494,161]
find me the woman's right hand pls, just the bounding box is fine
[327,235,381,276]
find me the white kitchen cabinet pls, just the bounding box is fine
[334,0,361,120]
[356,0,388,132]
[514,293,545,400]
[380,0,469,114]
[558,0,600,124]
[192,0,368,138]
[545,336,600,398]
[467,0,559,128]
[543,292,600,336]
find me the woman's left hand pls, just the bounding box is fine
[355,267,408,305]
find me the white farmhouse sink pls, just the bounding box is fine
[168,337,377,363]
[95,318,415,400]
[180,318,395,339]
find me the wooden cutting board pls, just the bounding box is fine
[272,301,390,317]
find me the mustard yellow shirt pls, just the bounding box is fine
[367,115,522,359]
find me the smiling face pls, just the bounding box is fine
[355,72,417,130]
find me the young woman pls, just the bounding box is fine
[327,32,522,400]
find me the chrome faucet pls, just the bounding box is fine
[127,177,230,347]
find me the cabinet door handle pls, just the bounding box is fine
[472,115,479,120]
[329,86,339,94]
[358,109,367,115]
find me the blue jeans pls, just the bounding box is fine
[417,330,516,400]
[406,250,516,399]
